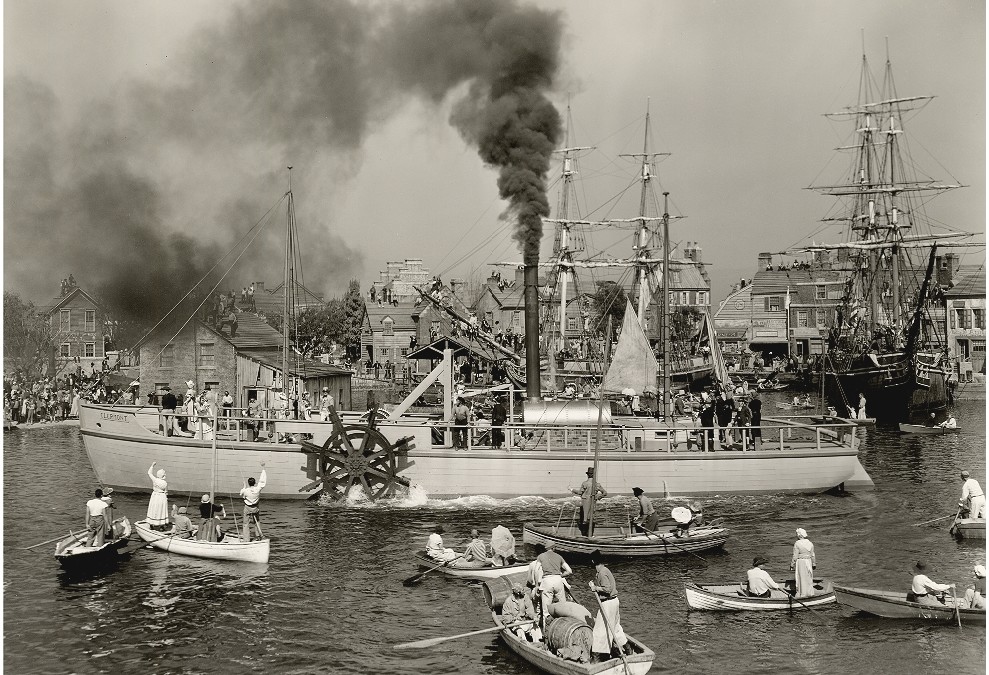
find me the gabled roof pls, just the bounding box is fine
[750,268,816,295]
[666,260,709,291]
[215,313,284,350]
[242,349,352,377]
[41,287,103,316]
[252,280,326,316]
[364,303,418,331]
[945,268,986,298]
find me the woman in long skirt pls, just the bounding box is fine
[790,528,816,597]
[146,462,170,530]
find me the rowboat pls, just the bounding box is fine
[776,401,814,410]
[134,519,270,563]
[898,423,960,434]
[950,517,986,540]
[523,523,728,557]
[54,517,131,572]
[684,579,835,611]
[412,552,529,580]
[483,573,655,675]
[833,585,986,623]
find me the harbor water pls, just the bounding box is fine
[3,396,986,674]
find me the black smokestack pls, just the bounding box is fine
[5,0,562,342]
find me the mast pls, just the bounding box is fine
[587,313,612,537]
[282,167,293,397]
[661,192,671,419]
[620,102,670,328]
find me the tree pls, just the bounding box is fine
[3,291,54,380]
[590,281,627,338]
[342,279,366,360]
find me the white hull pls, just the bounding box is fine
[134,520,269,563]
[80,403,873,499]
[684,582,836,610]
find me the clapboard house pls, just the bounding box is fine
[42,284,109,377]
[136,311,351,412]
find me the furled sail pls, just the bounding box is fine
[601,301,657,394]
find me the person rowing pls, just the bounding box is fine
[631,487,660,533]
[570,466,606,537]
[745,556,783,598]
[958,470,986,520]
[907,560,955,606]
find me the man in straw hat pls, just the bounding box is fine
[963,564,986,609]
[319,387,334,421]
[571,467,607,536]
[746,556,783,598]
[958,470,985,520]
[907,560,954,606]
[502,582,541,642]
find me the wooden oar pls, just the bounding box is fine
[403,554,465,586]
[947,506,963,536]
[950,586,962,628]
[912,513,959,527]
[640,526,709,564]
[24,531,83,550]
[394,620,531,649]
[781,589,828,622]
[590,587,632,675]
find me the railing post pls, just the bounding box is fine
[779,424,785,452]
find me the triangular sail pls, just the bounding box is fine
[602,301,657,394]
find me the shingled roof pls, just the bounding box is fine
[243,349,351,377]
[945,267,986,298]
[365,303,418,331]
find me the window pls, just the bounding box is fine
[767,296,782,312]
[381,348,390,359]
[60,343,70,357]
[511,311,521,328]
[697,291,709,306]
[974,309,985,330]
[430,320,441,333]
[85,343,95,358]
[669,292,677,306]
[160,344,175,368]
[400,348,409,356]
[816,285,827,300]
[797,310,809,328]
[567,316,578,332]
[816,310,826,328]
[382,317,394,336]
[950,311,956,329]
[60,309,70,332]
[199,342,215,367]
[680,291,689,305]
[85,310,96,332]
[957,309,972,330]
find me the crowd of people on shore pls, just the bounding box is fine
[3,361,127,427]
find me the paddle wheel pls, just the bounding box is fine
[299,407,414,501]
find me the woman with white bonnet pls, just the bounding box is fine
[790,528,816,598]
[964,565,986,609]
[146,461,170,531]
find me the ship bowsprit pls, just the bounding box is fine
[299,408,414,501]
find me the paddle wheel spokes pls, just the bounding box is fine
[300,407,414,502]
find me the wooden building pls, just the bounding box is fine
[42,284,108,377]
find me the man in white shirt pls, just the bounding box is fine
[84,489,111,547]
[746,557,782,598]
[938,415,957,429]
[909,560,954,606]
[959,470,986,519]
[239,462,267,541]
[426,525,458,562]
[319,387,334,421]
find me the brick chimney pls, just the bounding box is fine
[758,252,772,270]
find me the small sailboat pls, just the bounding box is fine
[135,410,270,563]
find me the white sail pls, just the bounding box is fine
[601,301,657,395]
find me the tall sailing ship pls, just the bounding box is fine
[805,43,971,423]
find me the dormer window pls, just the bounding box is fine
[382,317,394,336]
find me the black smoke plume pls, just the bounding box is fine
[4,0,562,328]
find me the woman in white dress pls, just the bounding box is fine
[790,528,817,598]
[146,462,170,530]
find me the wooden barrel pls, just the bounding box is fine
[482,571,529,611]
[545,616,592,656]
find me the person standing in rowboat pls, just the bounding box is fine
[631,487,660,533]
[588,550,634,659]
[534,543,573,627]
[240,461,267,542]
[571,467,606,536]
[958,470,985,519]
[907,560,955,606]
[790,528,817,598]
[489,525,516,566]
[84,488,111,547]
[146,462,170,531]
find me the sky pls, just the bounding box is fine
[4,0,985,313]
